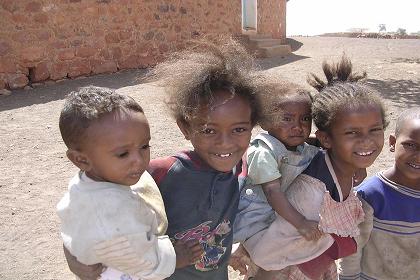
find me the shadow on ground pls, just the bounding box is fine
[257,53,310,70]
[367,78,420,109]
[0,69,148,112]
[286,38,304,52]
[255,37,308,70]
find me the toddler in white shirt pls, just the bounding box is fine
[57,86,202,280]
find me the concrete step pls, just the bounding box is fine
[239,33,272,40]
[249,38,284,48]
[258,44,291,58]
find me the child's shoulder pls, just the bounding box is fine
[356,173,395,210]
[248,132,288,158]
[148,150,206,185]
[148,154,179,185]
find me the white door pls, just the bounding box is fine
[242,0,257,31]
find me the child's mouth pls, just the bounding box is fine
[355,150,374,156]
[214,153,232,158]
[407,162,420,169]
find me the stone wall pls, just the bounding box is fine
[0,0,286,90]
[258,0,287,43]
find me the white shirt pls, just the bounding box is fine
[57,171,175,280]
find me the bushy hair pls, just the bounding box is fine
[257,74,313,127]
[146,36,263,126]
[308,55,388,132]
[59,86,144,149]
[395,107,420,137]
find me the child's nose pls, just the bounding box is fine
[359,135,375,147]
[292,121,303,132]
[132,153,145,167]
[216,132,233,147]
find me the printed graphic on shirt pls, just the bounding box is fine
[173,220,231,271]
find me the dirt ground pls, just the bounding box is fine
[1,36,419,280]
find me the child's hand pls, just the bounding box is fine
[229,244,249,276]
[297,219,323,241]
[63,244,104,280]
[174,240,204,268]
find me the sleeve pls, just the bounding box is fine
[147,156,177,186]
[94,233,176,280]
[338,197,374,280]
[247,142,281,185]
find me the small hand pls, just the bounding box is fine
[228,244,249,276]
[297,219,323,241]
[63,245,104,280]
[174,240,204,268]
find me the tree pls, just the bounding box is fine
[378,24,386,32]
[396,28,407,36]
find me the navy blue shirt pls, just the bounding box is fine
[149,151,247,280]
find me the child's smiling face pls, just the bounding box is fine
[178,90,253,172]
[317,105,385,174]
[77,110,151,186]
[389,118,420,189]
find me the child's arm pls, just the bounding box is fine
[93,233,176,279]
[262,178,322,241]
[63,245,103,280]
[338,197,373,279]
[63,239,203,280]
[229,243,250,276]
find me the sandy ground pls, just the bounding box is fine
[1,36,419,279]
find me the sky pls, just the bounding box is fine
[286,0,420,36]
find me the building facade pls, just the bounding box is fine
[0,0,287,90]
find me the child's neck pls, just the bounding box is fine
[327,151,356,199]
[383,166,420,191]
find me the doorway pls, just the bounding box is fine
[242,0,257,31]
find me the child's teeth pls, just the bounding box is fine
[357,151,373,156]
[217,153,231,157]
[408,163,420,169]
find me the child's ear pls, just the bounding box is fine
[389,134,396,152]
[315,130,332,149]
[66,149,91,171]
[177,119,192,140]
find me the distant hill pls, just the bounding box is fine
[318,32,420,39]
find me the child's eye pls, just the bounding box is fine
[371,127,384,133]
[141,144,151,150]
[233,127,248,133]
[345,131,358,135]
[117,152,129,158]
[282,117,292,122]
[302,116,312,122]
[402,142,417,150]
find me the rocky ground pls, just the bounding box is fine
[0,36,419,279]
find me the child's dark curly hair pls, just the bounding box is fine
[257,74,313,128]
[307,55,388,132]
[395,107,420,137]
[59,86,144,149]
[147,37,263,126]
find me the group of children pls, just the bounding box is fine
[57,38,420,280]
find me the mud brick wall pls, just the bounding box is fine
[258,0,287,43]
[0,0,286,90]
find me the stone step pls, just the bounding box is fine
[249,38,284,48]
[258,44,291,58]
[245,33,272,40]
